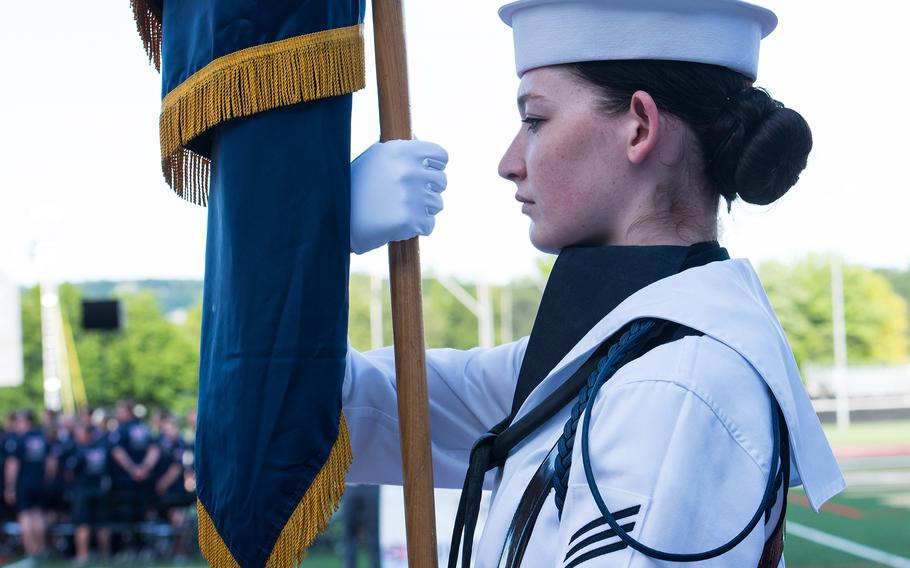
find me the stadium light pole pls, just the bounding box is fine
[435,276,495,348]
[830,254,850,429]
[370,273,384,351]
[500,285,513,344]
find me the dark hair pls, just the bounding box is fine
[570,60,812,207]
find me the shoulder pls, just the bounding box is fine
[561,355,774,566]
[563,335,776,553]
[3,436,18,453]
[51,442,67,457]
[107,429,122,445]
[623,333,770,408]
[571,258,792,420]
[600,334,775,473]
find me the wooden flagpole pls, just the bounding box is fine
[371,0,439,566]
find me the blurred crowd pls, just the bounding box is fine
[0,400,197,565]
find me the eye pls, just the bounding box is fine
[521,116,544,132]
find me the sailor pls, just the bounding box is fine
[341,0,844,566]
[107,400,160,530]
[3,410,49,559]
[66,422,113,564]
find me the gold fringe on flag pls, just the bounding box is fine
[129,0,162,70]
[159,24,366,205]
[197,414,353,567]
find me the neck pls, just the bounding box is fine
[616,219,717,246]
[610,178,719,246]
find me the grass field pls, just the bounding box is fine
[783,420,910,567]
[822,421,910,450]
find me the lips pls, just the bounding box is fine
[515,193,534,204]
[516,193,534,215]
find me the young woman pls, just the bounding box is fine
[344,0,844,566]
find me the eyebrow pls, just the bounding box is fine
[517,93,547,111]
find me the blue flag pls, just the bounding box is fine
[130,1,365,565]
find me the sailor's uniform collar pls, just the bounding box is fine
[514,258,845,511]
[512,242,729,416]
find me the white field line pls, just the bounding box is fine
[0,558,34,568]
[787,521,910,568]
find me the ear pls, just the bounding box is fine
[626,90,660,165]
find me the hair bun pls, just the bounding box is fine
[709,88,812,206]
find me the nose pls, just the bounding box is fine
[498,131,526,183]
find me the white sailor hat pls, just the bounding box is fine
[498,0,777,80]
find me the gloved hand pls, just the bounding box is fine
[350,139,448,254]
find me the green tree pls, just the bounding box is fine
[77,291,199,412]
[0,287,47,418]
[1,284,202,417]
[8,262,549,418]
[347,273,390,352]
[347,268,547,354]
[759,256,909,369]
[877,266,910,342]
[877,266,910,305]
[347,273,483,352]
[421,277,484,350]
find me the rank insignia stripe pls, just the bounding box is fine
[565,541,629,568]
[564,521,637,562]
[561,504,642,568]
[568,504,642,546]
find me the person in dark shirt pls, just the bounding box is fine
[66,423,112,565]
[150,408,166,439]
[0,412,18,522]
[3,410,47,558]
[182,407,197,508]
[154,414,194,559]
[152,414,188,502]
[43,415,76,522]
[108,400,160,526]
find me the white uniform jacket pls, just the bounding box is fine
[343,259,845,567]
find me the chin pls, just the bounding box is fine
[528,228,563,255]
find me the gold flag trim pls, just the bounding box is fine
[128,8,366,205]
[158,24,365,205]
[130,0,162,70]
[197,414,352,567]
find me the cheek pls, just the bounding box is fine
[531,123,614,218]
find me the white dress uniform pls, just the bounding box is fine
[343,258,845,567]
[344,1,841,565]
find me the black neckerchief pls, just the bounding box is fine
[511,241,729,417]
[449,241,729,568]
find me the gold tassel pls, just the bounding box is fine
[197,414,353,567]
[129,0,162,71]
[159,24,366,205]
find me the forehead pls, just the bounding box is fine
[517,66,594,105]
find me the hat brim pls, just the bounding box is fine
[498,0,778,79]
[498,0,777,37]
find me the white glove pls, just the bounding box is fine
[350,139,448,255]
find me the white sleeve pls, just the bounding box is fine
[557,375,775,568]
[343,337,528,488]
